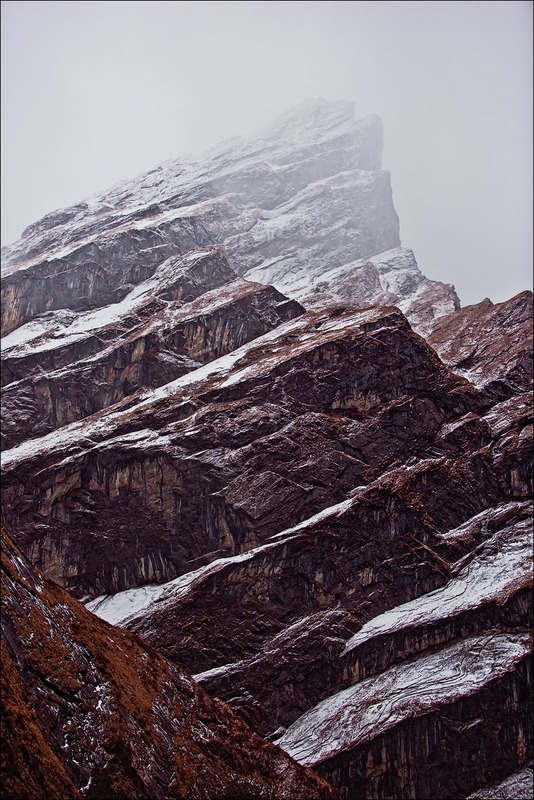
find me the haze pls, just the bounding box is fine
[1,0,532,306]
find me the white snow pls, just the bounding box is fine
[342,514,532,654]
[275,631,531,766]
[482,396,531,437]
[465,762,534,800]
[1,279,156,356]
[86,493,364,629]
[87,489,374,629]
[193,662,238,683]
[88,584,168,626]
[437,501,527,544]
[269,497,355,540]
[86,533,301,627]
[1,312,76,351]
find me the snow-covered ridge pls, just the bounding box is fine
[1,266,259,358]
[1,96,461,348]
[1,100,379,274]
[86,533,301,627]
[0,304,394,472]
[342,507,533,654]
[1,98,458,338]
[275,632,531,766]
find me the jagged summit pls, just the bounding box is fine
[2,98,383,266]
[262,97,382,163]
[1,97,459,341]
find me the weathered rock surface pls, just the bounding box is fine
[1,250,302,449]
[426,290,533,398]
[1,527,336,799]
[1,99,532,800]
[2,304,490,599]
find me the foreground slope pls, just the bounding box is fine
[1,528,335,800]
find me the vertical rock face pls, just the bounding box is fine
[1,99,532,799]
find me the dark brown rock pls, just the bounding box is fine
[2,305,489,599]
[313,656,532,800]
[1,258,303,449]
[426,290,533,399]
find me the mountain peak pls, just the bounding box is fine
[1,100,531,800]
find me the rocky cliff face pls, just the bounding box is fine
[1,249,303,450]
[1,527,335,799]
[1,99,532,799]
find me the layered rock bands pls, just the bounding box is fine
[1,98,532,799]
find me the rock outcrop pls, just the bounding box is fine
[1,249,302,450]
[1,527,335,799]
[1,98,532,799]
[426,290,533,398]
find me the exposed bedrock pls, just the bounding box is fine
[426,290,534,398]
[1,248,238,384]
[4,305,524,598]
[466,761,534,800]
[313,655,532,800]
[1,221,213,336]
[198,588,533,738]
[93,500,532,733]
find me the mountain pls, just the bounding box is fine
[1,98,532,799]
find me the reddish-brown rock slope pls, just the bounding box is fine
[1,527,336,800]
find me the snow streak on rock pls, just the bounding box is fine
[275,632,531,766]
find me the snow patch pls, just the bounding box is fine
[275,632,531,766]
[342,513,532,654]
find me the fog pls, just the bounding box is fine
[1,0,532,305]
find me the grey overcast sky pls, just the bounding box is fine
[1,0,532,306]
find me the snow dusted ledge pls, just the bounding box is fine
[465,762,534,800]
[342,503,533,655]
[85,495,355,626]
[274,631,531,767]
